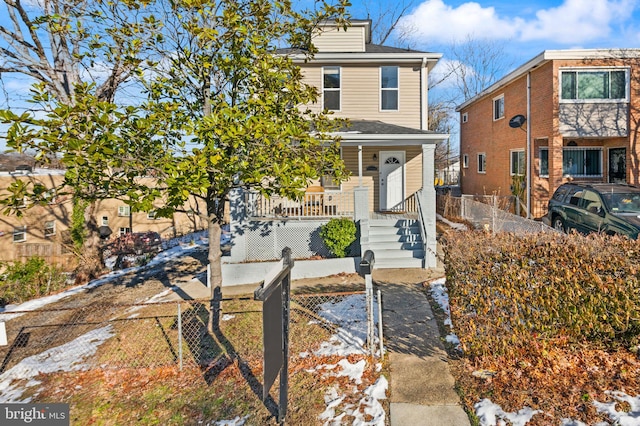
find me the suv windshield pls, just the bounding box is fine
[601,193,640,213]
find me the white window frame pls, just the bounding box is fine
[559,67,630,103]
[119,227,131,236]
[462,112,468,123]
[380,66,399,111]
[462,154,469,168]
[322,66,341,111]
[510,150,526,176]
[477,153,486,174]
[44,220,55,237]
[102,216,109,226]
[13,226,26,243]
[147,211,157,220]
[493,95,505,121]
[118,205,131,217]
[539,147,549,178]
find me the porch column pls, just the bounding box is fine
[353,187,369,222]
[228,188,248,263]
[422,144,437,268]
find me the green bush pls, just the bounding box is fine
[320,218,357,258]
[0,257,68,306]
[443,231,640,359]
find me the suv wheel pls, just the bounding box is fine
[552,216,565,232]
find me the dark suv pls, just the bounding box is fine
[547,183,640,239]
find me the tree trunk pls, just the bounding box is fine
[207,216,223,333]
[75,201,105,284]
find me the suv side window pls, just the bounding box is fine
[552,185,570,201]
[566,187,584,206]
[580,190,603,213]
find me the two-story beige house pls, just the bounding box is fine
[230,20,448,268]
[457,49,640,218]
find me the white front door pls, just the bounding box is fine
[379,151,405,211]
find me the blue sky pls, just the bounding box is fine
[355,0,640,60]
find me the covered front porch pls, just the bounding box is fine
[227,120,447,268]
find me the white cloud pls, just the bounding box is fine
[399,0,522,44]
[400,0,639,45]
[519,0,636,43]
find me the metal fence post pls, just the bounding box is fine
[359,250,375,359]
[377,289,383,357]
[177,302,183,371]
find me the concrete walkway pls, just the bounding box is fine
[372,269,470,426]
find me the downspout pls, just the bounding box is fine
[421,57,427,130]
[526,72,531,219]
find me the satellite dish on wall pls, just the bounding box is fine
[509,114,526,128]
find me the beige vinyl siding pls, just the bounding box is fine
[340,146,424,211]
[313,27,365,53]
[301,65,422,130]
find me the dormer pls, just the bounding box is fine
[312,19,371,53]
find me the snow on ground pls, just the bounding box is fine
[310,294,387,425]
[437,213,468,231]
[429,278,640,426]
[0,232,387,423]
[0,231,209,319]
[0,326,115,403]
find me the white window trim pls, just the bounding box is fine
[559,66,630,103]
[147,211,157,220]
[44,220,56,237]
[322,66,341,112]
[539,147,549,178]
[510,149,526,176]
[102,216,109,226]
[462,112,468,123]
[379,66,399,112]
[119,227,131,236]
[118,205,131,217]
[462,154,469,168]
[493,95,505,121]
[13,226,26,243]
[477,153,486,174]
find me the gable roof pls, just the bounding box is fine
[456,48,640,112]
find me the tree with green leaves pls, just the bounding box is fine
[145,0,350,330]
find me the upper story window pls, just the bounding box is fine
[560,69,628,102]
[118,205,131,217]
[380,66,399,111]
[462,112,468,123]
[323,66,341,111]
[13,226,26,243]
[493,95,504,120]
[462,154,469,168]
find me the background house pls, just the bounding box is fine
[457,49,640,218]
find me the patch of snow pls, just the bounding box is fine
[437,213,468,231]
[474,398,541,426]
[0,326,115,403]
[593,391,640,425]
[221,314,235,321]
[336,359,366,384]
[213,415,249,426]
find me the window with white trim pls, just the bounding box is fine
[562,147,602,177]
[13,226,26,242]
[118,205,131,217]
[539,147,549,177]
[147,211,157,220]
[560,68,628,101]
[323,66,341,111]
[462,112,468,123]
[102,216,109,226]
[119,227,131,236]
[380,66,398,110]
[493,95,504,120]
[462,154,469,168]
[510,150,525,176]
[44,220,55,237]
[477,153,486,173]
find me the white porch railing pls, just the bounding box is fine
[386,192,418,213]
[246,190,355,219]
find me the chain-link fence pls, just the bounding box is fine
[460,195,557,235]
[0,291,376,377]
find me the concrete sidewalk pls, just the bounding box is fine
[372,269,470,426]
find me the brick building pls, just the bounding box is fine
[457,49,640,218]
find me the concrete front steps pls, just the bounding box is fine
[368,218,424,269]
